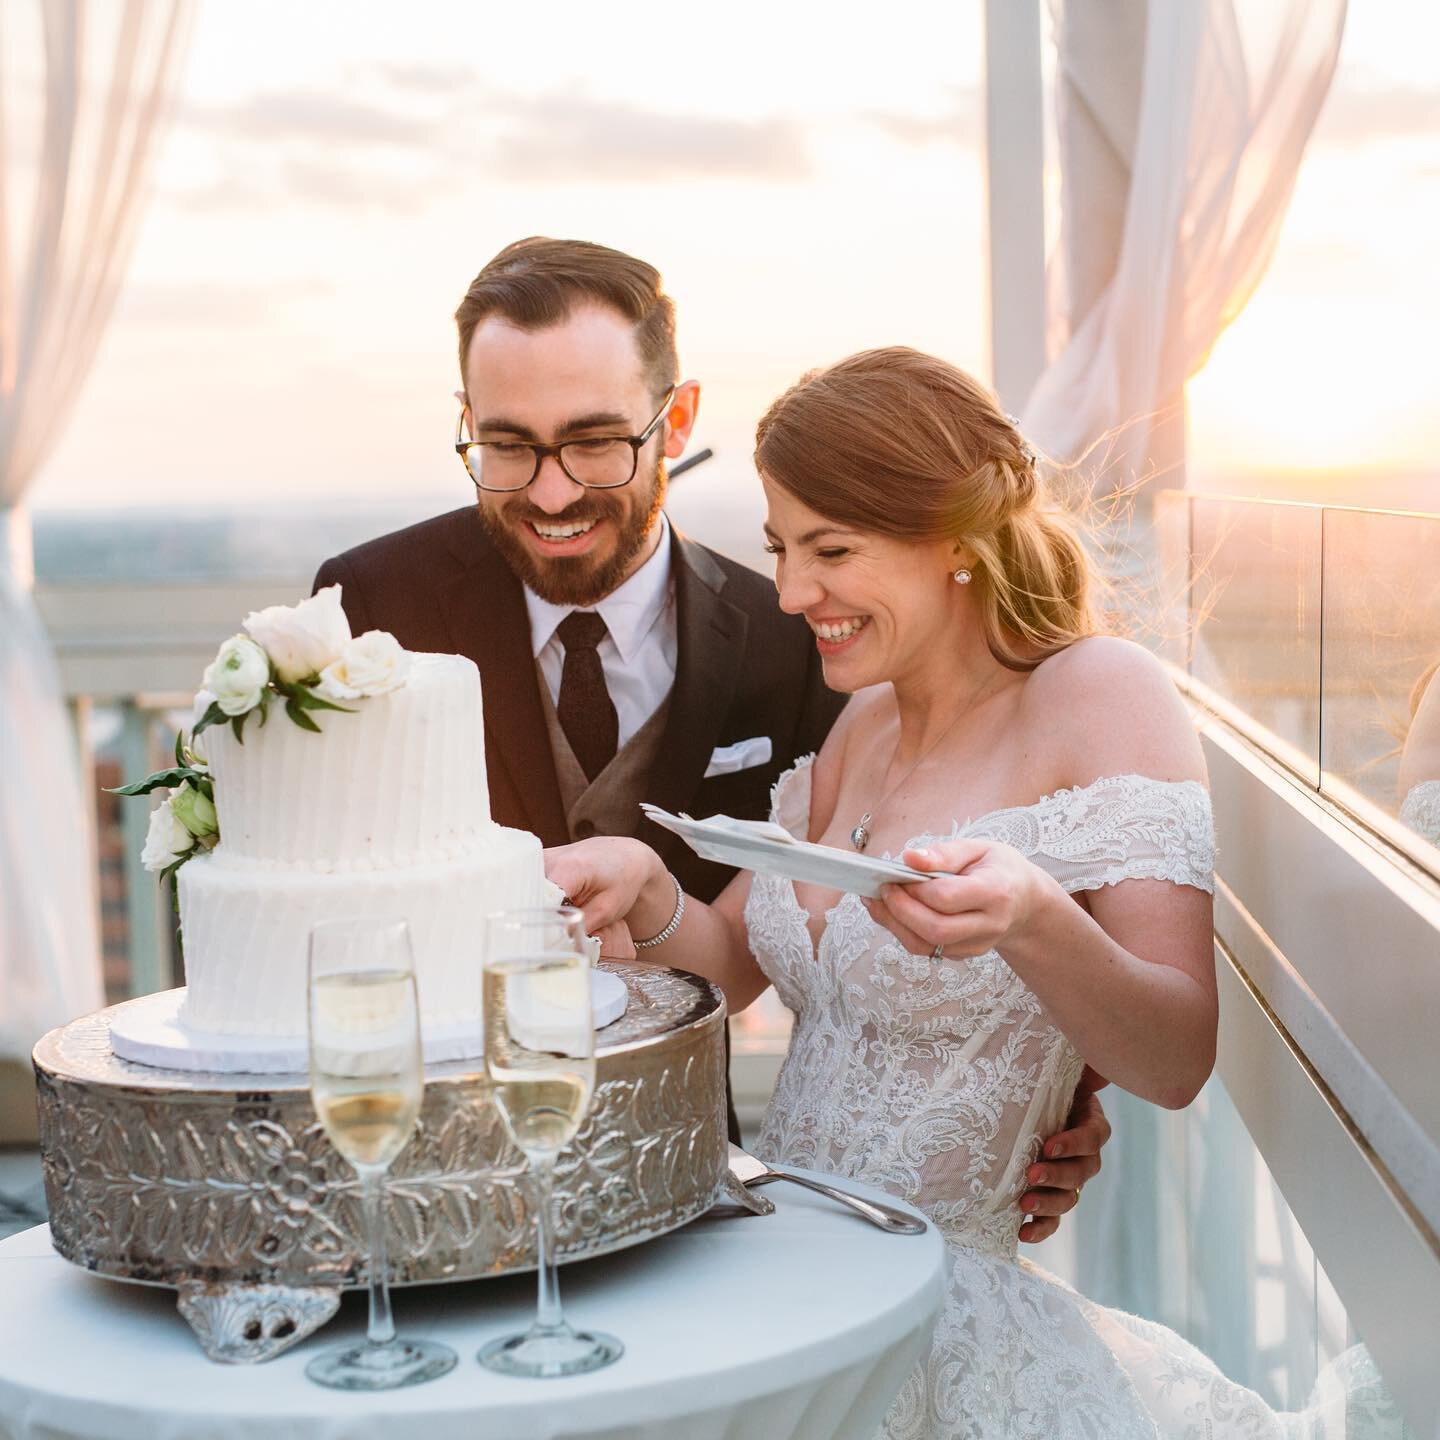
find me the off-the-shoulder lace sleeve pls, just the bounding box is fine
[964,774,1216,895]
[769,752,816,840]
[1400,780,1440,845]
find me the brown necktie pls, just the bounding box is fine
[556,611,619,782]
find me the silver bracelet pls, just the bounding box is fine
[633,871,685,949]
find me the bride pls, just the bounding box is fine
[545,348,1396,1438]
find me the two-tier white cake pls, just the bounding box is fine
[106,586,599,1071]
[177,650,552,1041]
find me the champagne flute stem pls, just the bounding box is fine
[532,1155,564,1334]
[361,1167,396,1348]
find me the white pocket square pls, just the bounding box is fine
[704,736,773,779]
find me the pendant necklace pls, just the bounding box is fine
[850,674,998,852]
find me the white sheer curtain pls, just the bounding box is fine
[1028,0,1346,1309]
[1023,0,1347,501]
[1,0,190,1060]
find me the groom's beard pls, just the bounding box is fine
[478,458,668,608]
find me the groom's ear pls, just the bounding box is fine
[662,379,701,461]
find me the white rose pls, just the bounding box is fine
[141,796,195,873]
[201,634,270,717]
[243,585,352,684]
[316,630,412,700]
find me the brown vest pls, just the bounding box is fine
[536,661,673,841]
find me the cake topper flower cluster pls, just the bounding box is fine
[197,585,410,744]
[109,585,411,885]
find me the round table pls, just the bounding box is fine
[0,1173,945,1440]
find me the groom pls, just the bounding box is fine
[313,237,1107,1240]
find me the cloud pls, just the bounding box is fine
[487,95,811,183]
[168,154,438,216]
[370,61,479,97]
[178,82,812,192]
[180,91,438,148]
[862,87,981,147]
[171,86,451,213]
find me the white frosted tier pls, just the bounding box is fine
[200,653,491,870]
[177,825,555,1038]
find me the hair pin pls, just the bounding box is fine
[1004,413,1039,468]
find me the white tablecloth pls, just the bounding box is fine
[0,1172,945,1440]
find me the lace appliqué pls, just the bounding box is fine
[744,761,1392,1439]
[927,771,1216,897]
[1400,779,1440,846]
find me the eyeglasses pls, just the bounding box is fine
[455,389,675,492]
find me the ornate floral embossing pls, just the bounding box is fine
[33,963,726,1358]
[177,1281,340,1364]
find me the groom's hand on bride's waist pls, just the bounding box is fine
[1018,1067,1111,1245]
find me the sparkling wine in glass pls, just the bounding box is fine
[305,917,457,1390]
[478,907,622,1378]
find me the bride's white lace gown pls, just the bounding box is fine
[745,758,1402,1440]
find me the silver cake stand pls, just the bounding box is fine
[32,962,728,1364]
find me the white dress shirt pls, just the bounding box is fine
[524,513,678,750]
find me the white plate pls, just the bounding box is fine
[640,804,930,900]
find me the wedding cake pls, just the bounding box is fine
[122,585,555,1052]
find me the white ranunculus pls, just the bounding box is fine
[243,585,352,684]
[316,630,412,701]
[141,796,195,873]
[201,634,270,717]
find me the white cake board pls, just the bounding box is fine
[109,975,629,1075]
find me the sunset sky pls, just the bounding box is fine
[20,1,1440,530]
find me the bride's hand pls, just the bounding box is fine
[864,837,1056,958]
[543,838,667,938]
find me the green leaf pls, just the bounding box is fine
[190,700,229,740]
[195,775,215,803]
[290,686,354,715]
[157,852,194,890]
[285,697,322,733]
[231,709,248,746]
[159,856,187,930]
[257,693,271,728]
[173,730,186,768]
[106,766,202,797]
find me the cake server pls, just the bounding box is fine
[727,1144,926,1235]
[713,1167,776,1217]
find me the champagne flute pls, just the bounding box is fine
[478,907,623,1377]
[305,917,457,1390]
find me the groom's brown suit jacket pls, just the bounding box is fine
[313,507,845,1140]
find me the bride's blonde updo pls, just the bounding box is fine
[754,346,1105,669]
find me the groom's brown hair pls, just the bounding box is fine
[455,238,678,400]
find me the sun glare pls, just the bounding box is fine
[1189,295,1440,482]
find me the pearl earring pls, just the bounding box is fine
[952,568,972,585]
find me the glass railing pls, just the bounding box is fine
[1154,491,1440,875]
[1046,1079,1415,1435]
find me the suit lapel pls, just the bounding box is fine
[434,516,569,845]
[646,529,749,817]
